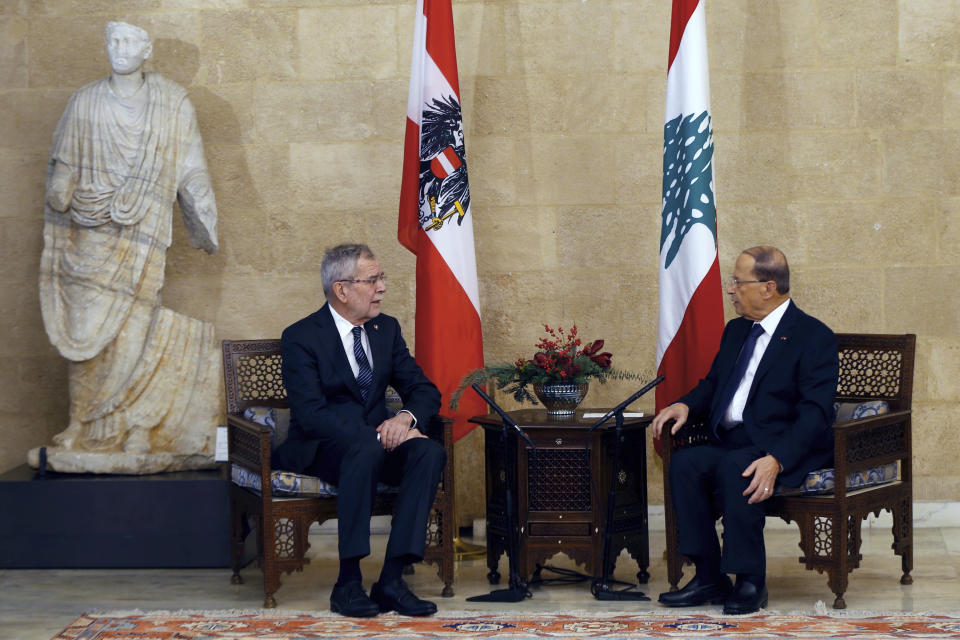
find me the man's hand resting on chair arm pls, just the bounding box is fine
[651,402,691,439]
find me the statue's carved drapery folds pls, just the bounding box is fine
[29,22,223,474]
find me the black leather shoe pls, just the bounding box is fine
[371,578,438,616]
[658,574,733,607]
[723,579,768,615]
[330,581,380,617]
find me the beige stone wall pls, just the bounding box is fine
[1,1,957,520]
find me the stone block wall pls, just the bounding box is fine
[1,1,958,519]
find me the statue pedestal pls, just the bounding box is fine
[0,465,230,568]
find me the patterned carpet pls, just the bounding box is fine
[51,610,960,639]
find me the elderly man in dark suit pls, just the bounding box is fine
[273,243,445,618]
[652,246,838,615]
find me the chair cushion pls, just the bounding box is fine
[796,400,894,495]
[242,406,290,451]
[233,405,398,499]
[834,399,889,422]
[385,386,403,414]
[231,465,339,498]
[802,461,899,495]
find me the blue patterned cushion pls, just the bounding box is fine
[242,406,290,451]
[231,465,339,497]
[802,461,899,495]
[385,386,403,414]
[798,400,895,495]
[233,405,397,499]
[834,400,888,422]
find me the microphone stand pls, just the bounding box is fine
[466,384,534,603]
[587,376,664,601]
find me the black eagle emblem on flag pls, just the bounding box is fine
[418,94,470,231]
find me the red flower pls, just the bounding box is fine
[590,352,613,369]
[523,326,622,381]
[582,339,604,357]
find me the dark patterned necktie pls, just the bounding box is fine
[712,322,765,432]
[352,326,373,401]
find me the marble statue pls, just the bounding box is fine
[28,21,223,474]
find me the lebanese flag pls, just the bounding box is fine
[399,0,485,442]
[655,0,725,450]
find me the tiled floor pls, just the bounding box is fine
[3,526,959,640]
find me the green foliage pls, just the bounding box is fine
[449,324,648,410]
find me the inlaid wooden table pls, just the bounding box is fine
[470,408,652,585]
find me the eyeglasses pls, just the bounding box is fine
[727,277,768,288]
[338,273,387,286]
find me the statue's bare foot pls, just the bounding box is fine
[51,423,84,449]
[124,428,151,454]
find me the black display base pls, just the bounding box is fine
[0,464,230,568]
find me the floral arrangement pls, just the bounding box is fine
[450,324,645,409]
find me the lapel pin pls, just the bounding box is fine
[780,336,788,341]
[373,324,379,330]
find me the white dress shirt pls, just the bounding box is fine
[722,298,792,425]
[328,304,373,378]
[327,304,417,429]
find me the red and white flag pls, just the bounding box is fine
[655,0,725,443]
[399,0,485,442]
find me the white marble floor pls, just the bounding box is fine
[3,525,959,640]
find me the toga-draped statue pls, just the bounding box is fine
[28,21,223,474]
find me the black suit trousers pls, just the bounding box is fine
[669,427,769,577]
[306,427,446,561]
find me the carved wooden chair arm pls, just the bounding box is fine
[227,413,272,436]
[226,413,272,475]
[831,409,912,498]
[424,414,453,445]
[662,420,712,461]
[833,408,911,438]
[429,415,455,493]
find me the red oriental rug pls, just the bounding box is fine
[51,610,960,639]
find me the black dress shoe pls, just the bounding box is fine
[370,578,438,616]
[330,581,380,617]
[658,574,733,607]
[723,579,768,615]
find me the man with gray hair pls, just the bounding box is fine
[274,244,445,617]
[652,246,838,614]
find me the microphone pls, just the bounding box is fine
[471,384,535,449]
[588,376,665,432]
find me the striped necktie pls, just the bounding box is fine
[352,326,373,401]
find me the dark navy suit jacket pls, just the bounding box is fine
[273,304,441,475]
[679,300,839,487]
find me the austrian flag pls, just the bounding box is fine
[655,0,725,442]
[399,0,485,441]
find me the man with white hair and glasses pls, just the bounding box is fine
[652,246,838,615]
[274,243,445,618]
